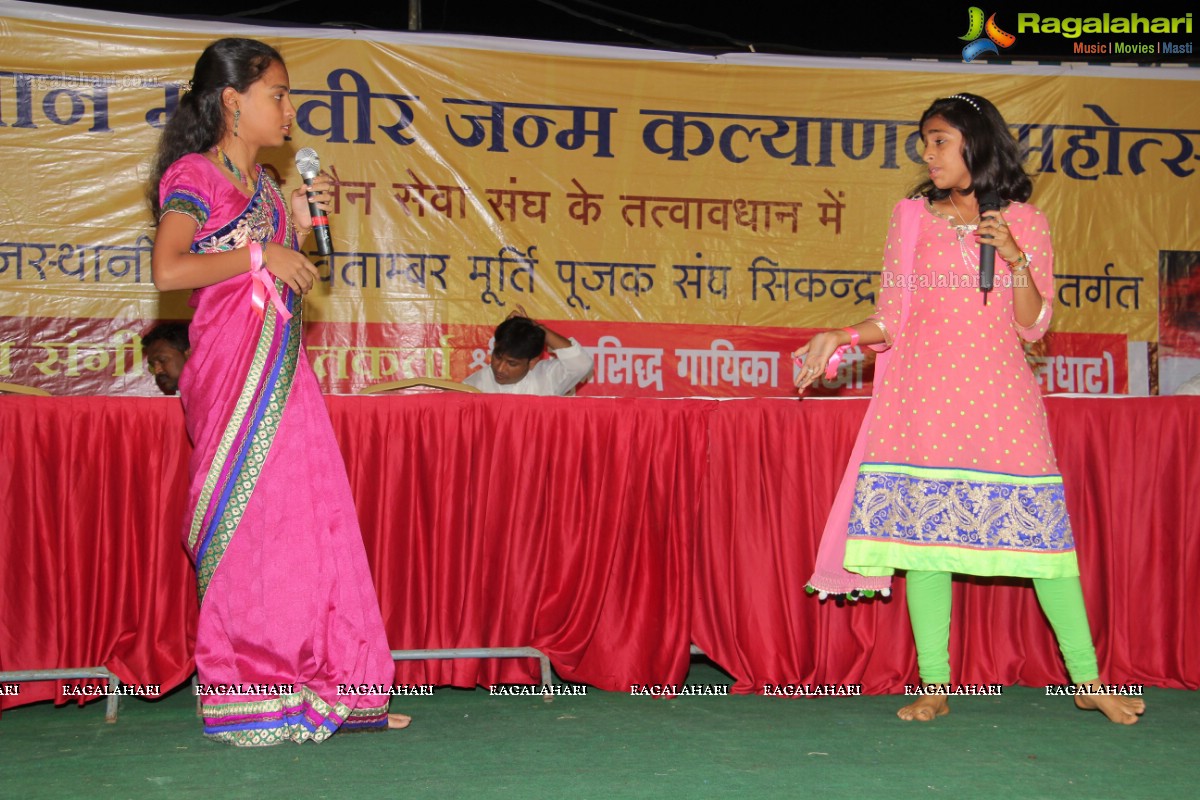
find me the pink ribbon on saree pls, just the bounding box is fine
[247,240,293,322]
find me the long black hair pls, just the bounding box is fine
[147,38,283,218]
[910,93,1033,204]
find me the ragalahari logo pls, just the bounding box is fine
[960,7,1017,62]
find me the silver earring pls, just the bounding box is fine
[233,108,240,137]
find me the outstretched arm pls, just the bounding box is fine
[792,322,886,393]
[151,212,319,295]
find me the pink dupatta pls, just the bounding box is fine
[806,198,922,597]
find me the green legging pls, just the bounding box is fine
[904,570,1099,684]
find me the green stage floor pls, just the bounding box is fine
[1,665,1194,800]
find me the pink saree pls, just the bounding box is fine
[159,153,395,745]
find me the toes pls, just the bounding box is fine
[897,700,945,722]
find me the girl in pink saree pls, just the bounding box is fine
[149,38,407,745]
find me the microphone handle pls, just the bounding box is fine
[302,174,333,256]
[977,192,1001,294]
[979,243,995,292]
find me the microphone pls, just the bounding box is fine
[295,147,332,256]
[977,190,1001,293]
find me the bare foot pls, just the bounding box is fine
[1073,683,1145,725]
[387,713,412,730]
[897,685,950,722]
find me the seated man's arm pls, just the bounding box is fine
[539,323,594,395]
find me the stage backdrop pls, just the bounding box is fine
[1,1,1198,397]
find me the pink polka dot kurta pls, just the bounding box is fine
[842,199,1080,579]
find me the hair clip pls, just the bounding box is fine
[948,94,982,114]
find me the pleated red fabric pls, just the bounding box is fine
[2,394,1198,714]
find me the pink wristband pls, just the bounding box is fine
[246,241,293,322]
[248,241,264,273]
[824,328,861,380]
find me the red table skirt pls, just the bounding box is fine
[2,394,1197,710]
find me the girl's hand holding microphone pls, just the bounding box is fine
[289,171,334,232]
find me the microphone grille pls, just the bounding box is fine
[295,147,320,176]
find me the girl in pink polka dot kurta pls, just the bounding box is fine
[794,93,1144,725]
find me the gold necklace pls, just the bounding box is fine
[215,146,249,189]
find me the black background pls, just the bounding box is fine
[47,1,1200,63]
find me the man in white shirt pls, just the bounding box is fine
[465,306,594,395]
